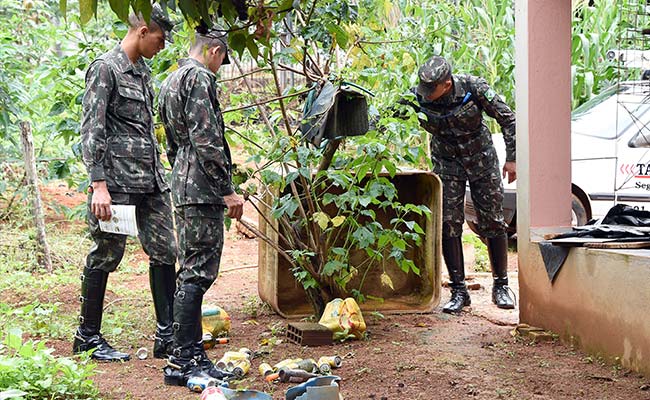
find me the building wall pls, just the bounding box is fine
[520,246,650,374]
[515,0,650,375]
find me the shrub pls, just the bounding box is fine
[0,328,99,400]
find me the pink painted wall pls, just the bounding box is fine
[515,0,572,233]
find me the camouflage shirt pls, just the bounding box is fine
[158,58,233,206]
[414,75,516,178]
[81,45,169,193]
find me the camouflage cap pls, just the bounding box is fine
[151,3,175,43]
[196,24,231,65]
[416,56,452,98]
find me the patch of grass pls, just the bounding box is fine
[0,302,72,340]
[267,321,285,337]
[241,295,270,318]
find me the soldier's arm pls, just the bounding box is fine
[473,78,516,162]
[81,61,114,182]
[165,131,178,168]
[184,71,234,197]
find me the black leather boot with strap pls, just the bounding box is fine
[441,237,471,314]
[487,235,515,309]
[194,327,234,381]
[163,283,213,386]
[149,264,176,359]
[72,267,130,361]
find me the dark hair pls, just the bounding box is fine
[127,13,162,32]
[191,21,228,54]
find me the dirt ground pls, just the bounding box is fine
[31,183,650,399]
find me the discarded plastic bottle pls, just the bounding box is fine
[187,375,218,393]
[278,368,319,383]
[317,356,342,374]
[237,347,253,357]
[258,362,274,377]
[296,358,318,373]
[318,363,331,374]
[318,355,342,368]
[273,358,302,371]
[199,386,228,400]
[202,333,230,350]
[231,358,251,378]
[216,350,251,370]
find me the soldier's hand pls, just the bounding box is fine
[502,161,517,184]
[90,181,112,221]
[223,192,244,220]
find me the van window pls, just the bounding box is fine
[572,83,650,140]
[627,113,650,147]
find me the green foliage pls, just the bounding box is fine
[571,0,624,108]
[0,328,99,399]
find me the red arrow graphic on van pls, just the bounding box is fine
[619,163,636,175]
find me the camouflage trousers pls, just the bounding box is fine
[175,204,225,293]
[86,189,177,272]
[442,167,508,239]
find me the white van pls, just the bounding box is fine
[465,80,650,237]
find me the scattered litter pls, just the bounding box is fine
[135,347,148,360]
[318,298,366,341]
[202,305,231,349]
[216,348,253,378]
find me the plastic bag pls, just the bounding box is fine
[318,297,366,341]
[202,305,231,337]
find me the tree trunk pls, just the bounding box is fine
[305,286,328,318]
[20,121,53,273]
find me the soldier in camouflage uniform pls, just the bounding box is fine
[158,26,244,386]
[73,5,178,361]
[411,56,516,314]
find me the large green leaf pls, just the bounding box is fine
[109,0,130,22]
[135,0,152,23]
[79,0,97,25]
[325,22,349,49]
[230,31,247,56]
[178,0,200,22]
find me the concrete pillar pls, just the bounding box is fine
[515,0,573,322]
[515,0,573,239]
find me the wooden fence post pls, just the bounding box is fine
[19,121,53,273]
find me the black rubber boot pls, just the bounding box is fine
[194,322,234,381]
[441,237,471,314]
[150,264,176,359]
[163,284,212,386]
[72,267,130,361]
[487,235,515,309]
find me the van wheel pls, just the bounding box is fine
[572,193,589,226]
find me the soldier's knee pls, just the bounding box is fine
[442,221,463,238]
